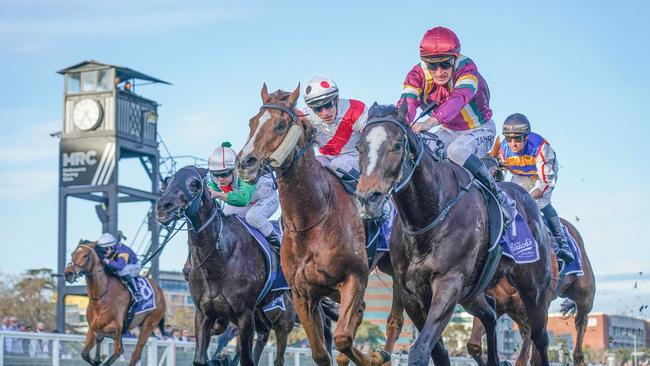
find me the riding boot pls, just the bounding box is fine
[122,275,142,303]
[265,232,281,255]
[542,207,575,264]
[463,154,517,227]
[336,168,360,195]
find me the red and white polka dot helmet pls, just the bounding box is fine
[304,76,339,108]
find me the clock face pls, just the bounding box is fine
[72,98,103,131]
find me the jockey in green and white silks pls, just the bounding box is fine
[495,113,574,264]
[207,142,281,251]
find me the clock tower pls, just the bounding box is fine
[55,60,171,332]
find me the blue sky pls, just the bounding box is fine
[0,0,648,314]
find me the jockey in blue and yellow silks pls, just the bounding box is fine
[495,113,574,264]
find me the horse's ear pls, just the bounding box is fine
[161,176,171,192]
[288,83,301,106]
[397,101,409,123]
[261,83,270,104]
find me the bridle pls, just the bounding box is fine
[164,168,221,234]
[257,103,316,176]
[67,244,108,300]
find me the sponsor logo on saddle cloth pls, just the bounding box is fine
[132,277,156,315]
[263,295,286,312]
[496,213,540,264]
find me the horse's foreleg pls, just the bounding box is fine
[102,331,124,365]
[252,329,270,365]
[81,329,98,365]
[409,274,461,366]
[383,277,405,358]
[520,293,550,366]
[193,310,217,366]
[401,289,450,366]
[467,317,487,366]
[292,293,331,366]
[334,274,389,366]
[572,303,592,366]
[236,311,256,366]
[465,294,500,366]
[274,322,290,366]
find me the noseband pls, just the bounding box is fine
[67,244,105,282]
[165,168,220,233]
[258,103,315,175]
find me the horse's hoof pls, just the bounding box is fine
[371,349,391,365]
[500,361,512,366]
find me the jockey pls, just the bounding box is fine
[302,76,369,189]
[496,113,575,264]
[207,142,281,251]
[397,26,516,226]
[97,232,142,302]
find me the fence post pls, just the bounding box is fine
[167,341,175,366]
[294,350,300,366]
[52,336,60,366]
[147,338,158,366]
[0,333,4,366]
[267,347,274,366]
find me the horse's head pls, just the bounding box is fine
[156,166,206,225]
[237,83,309,182]
[64,240,100,283]
[355,103,417,219]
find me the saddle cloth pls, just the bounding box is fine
[132,277,157,315]
[497,212,541,264]
[556,224,584,276]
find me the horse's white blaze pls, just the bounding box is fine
[242,111,272,155]
[366,125,387,175]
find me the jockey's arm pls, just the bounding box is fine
[531,142,558,195]
[430,66,479,127]
[397,65,425,123]
[223,179,256,207]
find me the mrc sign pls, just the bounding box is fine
[60,139,116,187]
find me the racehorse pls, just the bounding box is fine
[236,84,404,366]
[467,219,595,366]
[64,240,166,366]
[156,166,290,366]
[354,104,553,366]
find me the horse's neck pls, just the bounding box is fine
[395,155,456,229]
[85,263,110,300]
[277,150,334,224]
[188,194,226,258]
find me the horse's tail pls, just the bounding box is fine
[158,316,166,336]
[560,298,577,317]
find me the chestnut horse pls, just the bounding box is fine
[467,219,595,366]
[64,241,166,366]
[354,104,553,366]
[236,85,402,366]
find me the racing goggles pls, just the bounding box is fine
[505,135,527,143]
[311,99,337,113]
[210,169,233,179]
[426,60,454,71]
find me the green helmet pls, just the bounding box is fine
[502,113,531,138]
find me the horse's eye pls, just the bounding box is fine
[393,143,403,151]
[276,122,287,133]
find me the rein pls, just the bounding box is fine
[69,244,109,300]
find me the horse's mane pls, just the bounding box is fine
[268,89,293,103]
[79,239,95,245]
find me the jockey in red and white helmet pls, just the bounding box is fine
[397,26,516,226]
[302,76,368,189]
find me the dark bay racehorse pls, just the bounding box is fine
[156,166,286,366]
[354,104,552,366]
[467,219,595,366]
[236,85,403,366]
[64,241,166,366]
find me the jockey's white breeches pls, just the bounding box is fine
[224,195,280,237]
[426,119,496,165]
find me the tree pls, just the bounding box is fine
[0,268,56,330]
[168,307,195,333]
[355,321,386,349]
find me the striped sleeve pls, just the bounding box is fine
[532,142,558,193]
[431,61,479,126]
[396,65,426,123]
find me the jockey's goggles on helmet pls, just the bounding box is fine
[210,169,233,179]
[426,60,454,71]
[505,135,527,143]
[311,99,337,113]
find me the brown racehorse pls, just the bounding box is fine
[64,240,166,366]
[467,218,595,366]
[354,104,553,366]
[236,85,402,366]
